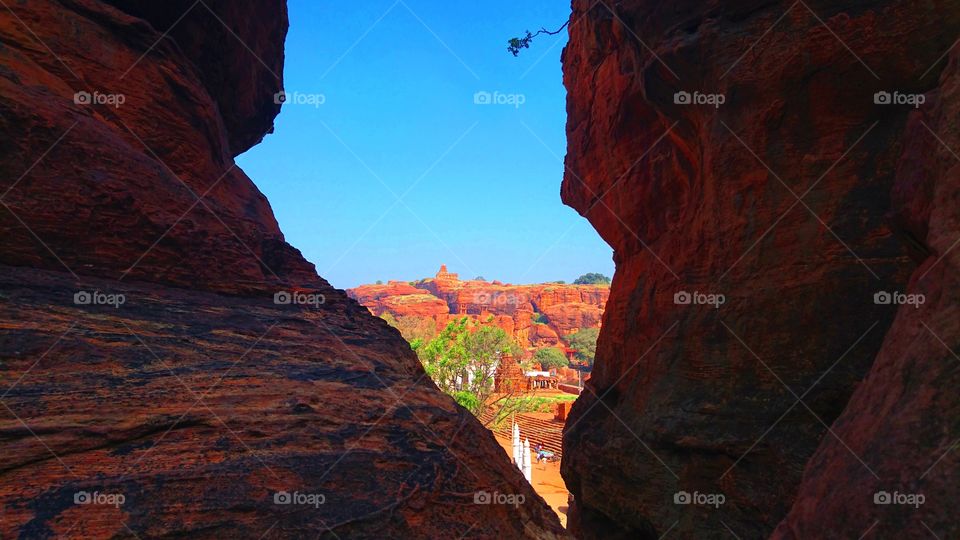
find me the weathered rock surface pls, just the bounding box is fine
[559,1,960,538]
[772,46,960,540]
[348,268,609,351]
[0,266,563,539]
[0,1,565,538]
[0,0,313,295]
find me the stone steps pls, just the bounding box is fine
[479,411,565,458]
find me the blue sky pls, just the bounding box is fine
[237,0,614,289]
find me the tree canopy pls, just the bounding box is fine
[566,327,600,366]
[415,317,520,415]
[573,273,611,285]
[533,347,569,370]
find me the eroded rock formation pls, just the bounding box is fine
[560,1,959,538]
[0,1,565,538]
[348,266,609,350]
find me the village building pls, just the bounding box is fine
[494,353,560,393]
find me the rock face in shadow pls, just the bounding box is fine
[559,1,959,538]
[0,1,566,538]
[772,47,960,540]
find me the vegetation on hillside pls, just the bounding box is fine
[533,347,568,370]
[573,272,611,285]
[566,327,599,367]
[412,317,520,416]
[380,313,437,345]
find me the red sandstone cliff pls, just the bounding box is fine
[559,1,959,539]
[772,44,960,540]
[347,267,609,351]
[0,2,565,538]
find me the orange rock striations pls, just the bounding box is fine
[347,267,610,351]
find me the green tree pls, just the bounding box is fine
[573,273,611,285]
[533,347,568,370]
[531,312,548,325]
[452,390,481,413]
[566,327,600,366]
[417,317,520,416]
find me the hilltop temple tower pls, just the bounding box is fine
[435,264,459,284]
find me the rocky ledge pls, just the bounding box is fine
[0,1,565,537]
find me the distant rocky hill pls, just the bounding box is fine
[348,265,609,350]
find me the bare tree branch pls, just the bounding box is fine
[507,21,570,56]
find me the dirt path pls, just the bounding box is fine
[495,435,569,527]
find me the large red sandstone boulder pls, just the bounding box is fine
[539,303,603,334]
[0,0,314,294]
[349,282,450,318]
[0,2,566,538]
[559,1,959,539]
[772,46,960,540]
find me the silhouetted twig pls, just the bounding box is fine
[507,21,570,56]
